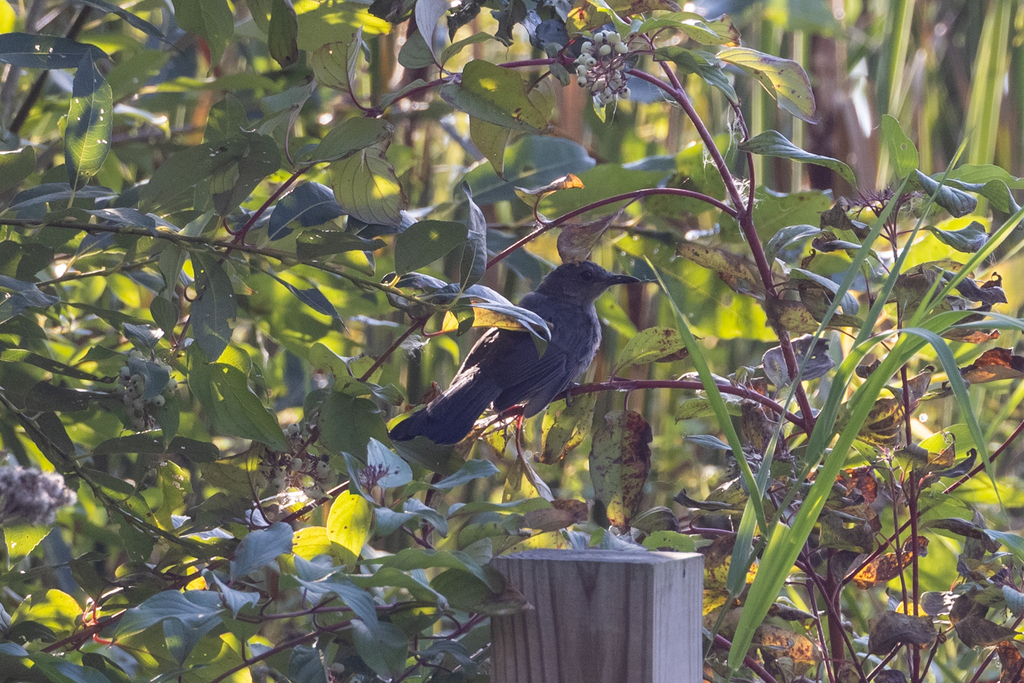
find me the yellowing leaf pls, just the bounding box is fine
[327,491,373,559]
[330,142,407,227]
[717,46,816,123]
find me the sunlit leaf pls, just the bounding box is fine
[65,53,113,189]
[717,46,816,122]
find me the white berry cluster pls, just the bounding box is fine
[255,430,331,501]
[573,30,631,105]
[0,464,76,526]
[113,353,177,432]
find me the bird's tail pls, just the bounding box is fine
[389,376,500,445]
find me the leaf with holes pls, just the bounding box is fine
[330,142,407,226]
[439,60,548,132]
[718,47,816,123]
[310,28,362,91]
[66,53,113,189]
[881,114,919,179]
[589,410,652,530]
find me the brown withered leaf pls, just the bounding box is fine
[944,326,1001,344]
[820,199,871,239]
[954,615,1019,648]
[765,298,820,335]
[522,499,589,532]
[856,396,905,448]
[835,466,879,504]
[997,641,1024,683]
[955,272,1007,306]
[768,604,816,622]
[856,359,881,378]
[568,0,682,30]
[905,367,934,408]
[949,591,991,624]
[851,537,929,589]
[741,401,785,460]
[819,504,881,553]
[539,393,597,464]
[589,410,652,530]
[868,611,937,655]
[556,204,627,264]
[514,173,585,210]
[920,591,956,617]
[874,671,908,683]
[811,230,863,252]
[673,488,739,512]
[676,243,765,299]
[762,335,834,388]
[961,348,1024,384]
[924,516,992,541]
[755,623,821,679]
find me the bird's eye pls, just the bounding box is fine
[580,270,594,281]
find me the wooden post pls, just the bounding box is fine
[491,549,704,683]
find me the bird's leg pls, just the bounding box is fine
[560,382,579,407]
[513,412,526,459]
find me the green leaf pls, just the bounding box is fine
[4,525,49,567]
[310,28,362,91]
[439,60,548,132]
[0,147,35,194]
[114,590,224,637]
[398,29,434,69]
[327,491,373,559]
[288,645,329,683]
[230,522,294,580]
[457,182,487,289]
[65,53,113,189]
[0,33,107,68]
[172,0,234,66]
[613,326,689,374]
[433,459,499,490]
[470,117,511,178]
[329,141,407,226]
[318,391,389,458]
[394,220,468,274]
[141,135,256,212]
[268,0,299,68]
[76,0,166,40]
[642,530,696,552]
[717,46,817,122]
[913,169,978,217]
[440,32,494,65]
[881,114,919,179]
[654,46,737,102]
[589,410,653,530]
[925,220,989,253]
[190,253,237,362]
[414,0,448,64]
[353,620,409,678]
[365,438,413,488]
[739,130,855,186]
[540,394,598,464]
[210,133,281,216]
[188,346,288,449]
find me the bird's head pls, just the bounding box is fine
[535,260,640,305]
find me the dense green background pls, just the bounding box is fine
[2,0,1024,681]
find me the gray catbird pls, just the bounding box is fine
[390,261,639,444]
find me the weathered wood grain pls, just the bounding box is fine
[491,549,703,683]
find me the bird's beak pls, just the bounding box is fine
[607,274,641,286]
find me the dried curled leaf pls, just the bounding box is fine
[961,348,1024,384]
[868,611,937,655]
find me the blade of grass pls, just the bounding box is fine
[649,259,768,537]
[965,0,1011,167]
